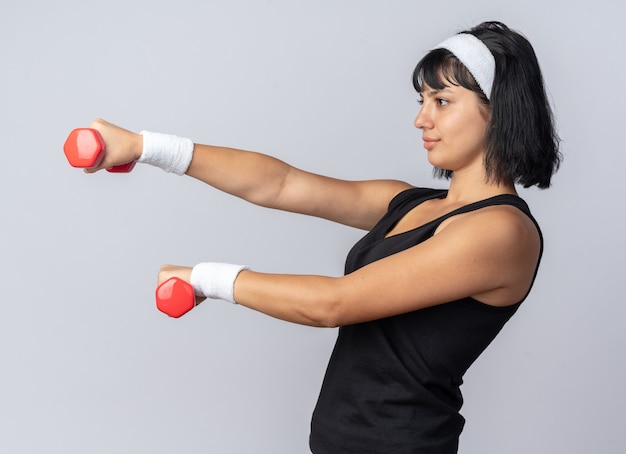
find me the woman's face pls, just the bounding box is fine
[414,82,489,175]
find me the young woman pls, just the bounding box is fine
[84,21,560,454]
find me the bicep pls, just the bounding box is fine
[331,213,537,325]
[278,167,412,229]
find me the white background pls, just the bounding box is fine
[1,1,625,453]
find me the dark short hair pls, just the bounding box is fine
[413,21,561,189]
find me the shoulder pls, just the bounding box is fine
[439,199,538,243]
[434,203,541,299]
[432,202,541,276]
[408,202,540,306]
[470,203,536,235]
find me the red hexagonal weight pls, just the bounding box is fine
[106,161,136,172]
[63,128,136,172]
[156,277,196,318]
[64,128,105,168]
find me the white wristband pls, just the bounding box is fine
[138,131,194,175]
[190,262,249,304]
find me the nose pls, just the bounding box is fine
[414,104,432,130]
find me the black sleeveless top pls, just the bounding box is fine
[309,187,543,454]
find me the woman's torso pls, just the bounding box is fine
[309,187,543,454]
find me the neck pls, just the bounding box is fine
[444,167,517,204]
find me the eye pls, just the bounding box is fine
[436,98,449,106]
[417,97,424,106]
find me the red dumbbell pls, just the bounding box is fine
[156,277,196,318]
[63,128,136,172]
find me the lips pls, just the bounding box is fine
[422,137,439,150]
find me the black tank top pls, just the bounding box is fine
[309,187,543,454]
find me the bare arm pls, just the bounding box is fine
[86,119,412,230]
[159,206,541,327]
[187,144,412,229]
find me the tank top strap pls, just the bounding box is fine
[446,194,530,217]
[438,194,540,237]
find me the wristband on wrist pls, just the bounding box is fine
[190,262,249,304]
[138,131,194,175]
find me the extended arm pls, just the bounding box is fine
[86,118,411,230]
[159,206,541,326]
[185,143,412,229]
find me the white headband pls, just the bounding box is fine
[436,33,495,100]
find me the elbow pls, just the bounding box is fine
[316,313,342,329]
[241,157,291,209]
[313,315,342,329]
[307,280,345,328]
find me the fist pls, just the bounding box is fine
[158,264,206,306]
[83,119,143,173]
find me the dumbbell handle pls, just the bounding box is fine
[63,128,136,172]
[156,277,196,318]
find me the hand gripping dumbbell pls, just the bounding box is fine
[63,128,136,172]
[155,278,196,318]
[156,263,246,318]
